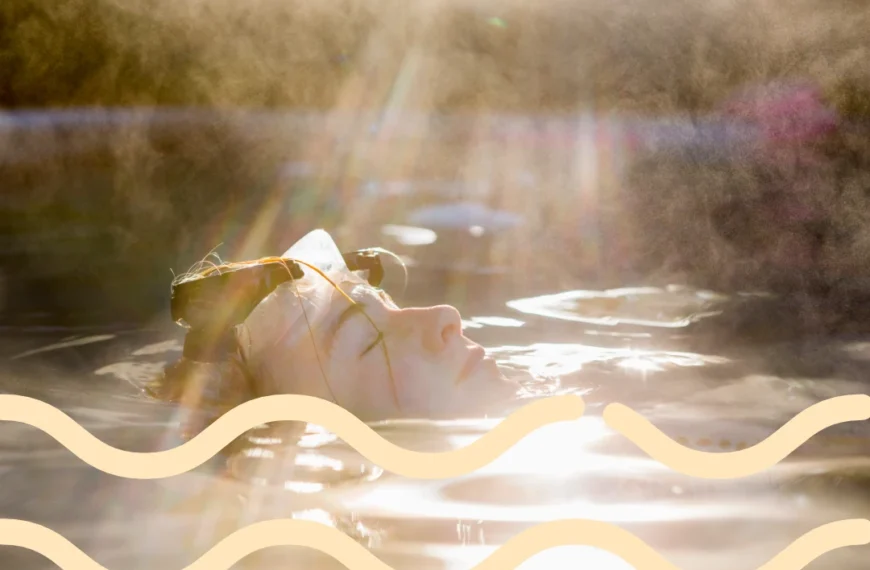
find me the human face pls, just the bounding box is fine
[251,279,519,421]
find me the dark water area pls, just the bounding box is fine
[1,110,870,569]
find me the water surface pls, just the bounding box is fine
[1,110,869,569]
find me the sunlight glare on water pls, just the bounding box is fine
[4,272,870,570]
[507,287,730,328]
[486,342,729,378]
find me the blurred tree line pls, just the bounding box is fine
[1,0,869,324]
[2,0,868,116]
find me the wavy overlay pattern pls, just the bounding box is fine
[0,393,585,479]
[604,394,870,479]
[1,518,868,570]
[0,394,868,479]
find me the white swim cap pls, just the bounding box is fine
[237,229,371,399]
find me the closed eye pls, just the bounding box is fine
[361,331,383,357]
[328,285,391,358]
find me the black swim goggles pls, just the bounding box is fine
[170,249,385,363]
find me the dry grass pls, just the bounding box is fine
[1,0,868,115]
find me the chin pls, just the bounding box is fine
[458,361,518,408]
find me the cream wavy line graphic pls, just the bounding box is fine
[1,518,868,570]
[0,393,585,479]
[1,394,867,480]
[604,394,870,479]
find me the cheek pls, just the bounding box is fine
[325,350,396,418]
[382,341,458,413]
[382,339,436,386]
[328,338,458,418]
[257,343,323,397]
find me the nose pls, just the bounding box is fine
[401,305,463,353]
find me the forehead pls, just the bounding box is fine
[327,279,400,321]
[337,280,380,303]
[319,277,376,310]
[316,281,384,342]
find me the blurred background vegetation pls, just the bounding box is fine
[2,0,869,115]
[1,0,869,325]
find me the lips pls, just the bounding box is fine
[457,345,486,384]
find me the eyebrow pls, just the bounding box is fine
[321,288,374,355]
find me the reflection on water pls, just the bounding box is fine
[226,426,385,492]
[380,225,439,247]
[488,342,729,379]
[9,334,117,361]
[2,287,870,569]
[507,286,731,328]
